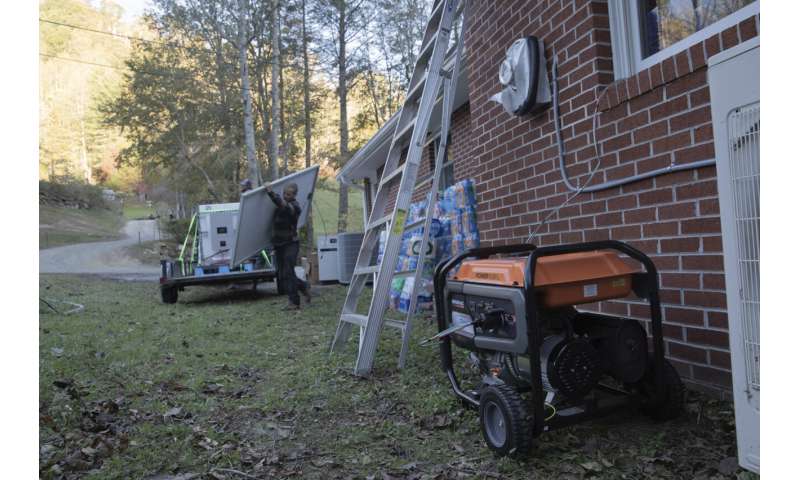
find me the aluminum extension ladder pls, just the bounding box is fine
[331,0,466,376]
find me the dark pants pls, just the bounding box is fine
[274,241,308,306]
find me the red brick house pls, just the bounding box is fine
[338,0,760,395]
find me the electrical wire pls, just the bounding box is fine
[544,402,557,421]
[40,18,187,49]
[40,297,85,315]
[529,42,717,243]
[312,198,329,237]
[526,58,610,244]
[39,53,128,71]
[39,298,60,314]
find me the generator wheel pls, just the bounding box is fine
[160,285,178,304]
[638,356,685,421]
[479,384,532,457]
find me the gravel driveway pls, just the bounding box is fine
[39,219,162,279]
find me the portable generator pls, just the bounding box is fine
[432,240,684,456]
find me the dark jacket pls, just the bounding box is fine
[267,190,302,246]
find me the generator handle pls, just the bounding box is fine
[525,240,665,435]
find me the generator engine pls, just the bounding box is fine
[465,314,602,399]
[539,334,600,398]
[433,241,686,458]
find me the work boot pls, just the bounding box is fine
[283,302,300,311]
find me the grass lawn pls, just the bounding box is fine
[122,201,156,221]
[39,275,753,479]
[39,205,124,250]
[312,182,364,235]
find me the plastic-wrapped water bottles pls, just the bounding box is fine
[387,180,481,314]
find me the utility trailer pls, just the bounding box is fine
[158,209,277,304]
[159,262,277,304]
[158,166,319,303]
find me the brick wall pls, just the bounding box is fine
[409,104,475,204]
[455,0,759,393]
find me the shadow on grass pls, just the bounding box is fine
[180,286,283,305]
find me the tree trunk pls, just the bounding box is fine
[254,54,274,177]
[337,0,349,233]
[209,20,236,194]
[78,92,91,183]
[279,61,288,175]
[238,0,261,186]
[269,0,282,181]
[302,0,314,251]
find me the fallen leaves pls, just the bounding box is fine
[39,392,132,476]
[39,276,748,479]
[718,456,740,476]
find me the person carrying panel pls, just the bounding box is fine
[266,182,311,310]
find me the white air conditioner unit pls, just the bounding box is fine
[337,232,364,284]
[317,235,340,282]
[709,36,759,474]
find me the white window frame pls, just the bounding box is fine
[608,0,759,80]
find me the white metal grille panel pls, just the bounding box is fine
[727,103,760,392]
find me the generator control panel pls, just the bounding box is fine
[449,294,518,341]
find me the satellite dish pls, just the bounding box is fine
[490,36,551,116]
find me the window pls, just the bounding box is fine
[609,0,758,79]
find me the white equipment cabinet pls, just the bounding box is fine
[709,36,759,474]
[317,235,339,282]
[197,202,240,266]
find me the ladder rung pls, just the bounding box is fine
[354,265,379,276]
[380,164,405,186]
[341,313,367,327]
[368,213,393,230]
[415,174,433,189]
[406,75,427,102]
[393,269,417,278]
[417,35,438,65]
[386,319,407,331]
[394,118,417,143]
[404,217,426,231]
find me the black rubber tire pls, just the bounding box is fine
[638,356,685,421]
[478,384,532,457]
[160,286,178,304]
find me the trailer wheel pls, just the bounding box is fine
[638,356,685,421]
[479,384,532,457]
[160,286,178,304]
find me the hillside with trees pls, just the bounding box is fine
[40,0,433,234]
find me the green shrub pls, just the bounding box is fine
[38,180,110,210]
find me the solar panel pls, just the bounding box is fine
[230,165,319,267]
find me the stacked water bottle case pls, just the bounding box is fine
[380,179,480,313]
